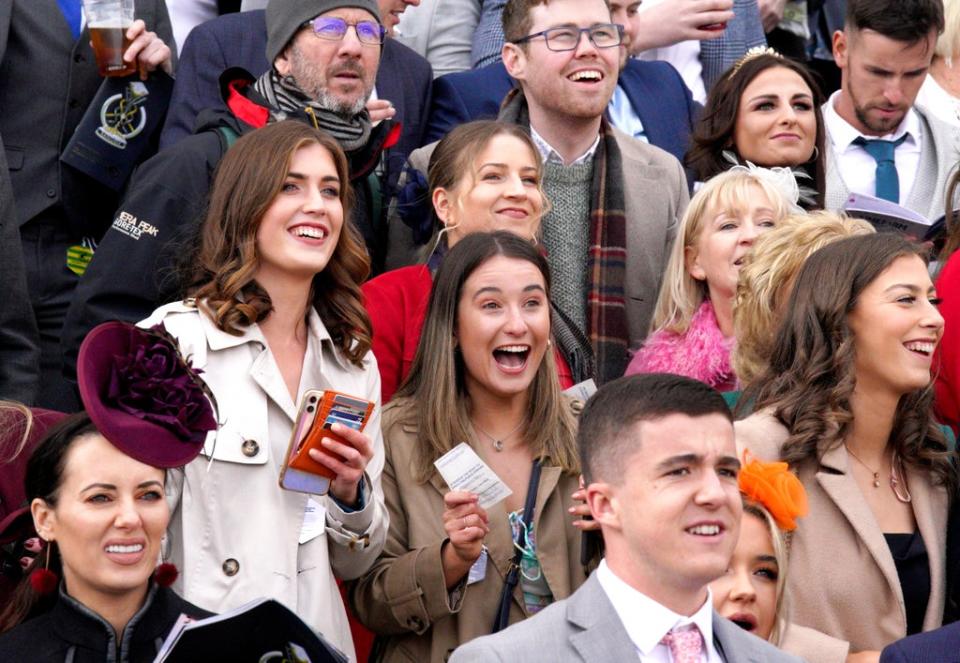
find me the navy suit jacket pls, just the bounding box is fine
[158,9,432,191]
[880,622,960,663]
[424,59,698,168]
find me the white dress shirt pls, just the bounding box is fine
[530,126,601,166]
[596,560,724,662]
[824,90,923,205]
[608,85,649,143]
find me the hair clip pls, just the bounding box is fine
[728,46,783,79]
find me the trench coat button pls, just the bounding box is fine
[46,189,56,198]
[241,439,260,457]
[222,558,239,576]
[407,616,424,630]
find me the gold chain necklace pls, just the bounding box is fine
[844,446,912,503]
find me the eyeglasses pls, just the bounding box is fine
[303,17,385,46]
[513,24,623,51]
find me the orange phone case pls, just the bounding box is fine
[288,390,374,479]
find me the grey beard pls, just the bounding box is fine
[314,88,368,117]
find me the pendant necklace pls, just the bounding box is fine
[845,446,912,503]
[471,418,526,452]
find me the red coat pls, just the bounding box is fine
[363,266,574,404]
[935,252,960,433]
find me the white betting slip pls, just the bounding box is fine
[434,442,513,509]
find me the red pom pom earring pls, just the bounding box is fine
[29,541,58,596]
[153,562,179,588]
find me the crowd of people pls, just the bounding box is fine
[6,0,960,661]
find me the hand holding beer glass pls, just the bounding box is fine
[82,0,173,79]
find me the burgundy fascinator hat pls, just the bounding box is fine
[77,321,218,468]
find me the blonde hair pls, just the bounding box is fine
[742,502,791,647]
[936,0,960,61]
[0,401,33,463]
[732,212,874,385]
[650,170,795,335]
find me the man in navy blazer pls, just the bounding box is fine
[159,8,432,191]
[424,1,698,170]
[880,623,960,663]
[425,59,696,164]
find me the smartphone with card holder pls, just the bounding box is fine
[279,389,375,495]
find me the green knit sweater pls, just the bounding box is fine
[541,159,594,335]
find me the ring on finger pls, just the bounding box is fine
[463,516,468,529]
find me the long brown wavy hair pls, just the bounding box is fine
[392,231,579,482]
[741,233,955,488]
[184,121,372,366]
[685,54,827,210]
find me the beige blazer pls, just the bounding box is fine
[736,410,948,662]
[348,400,588,663]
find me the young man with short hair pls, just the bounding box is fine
[451,374,802,662]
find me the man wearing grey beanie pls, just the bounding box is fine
[65,0,432,382]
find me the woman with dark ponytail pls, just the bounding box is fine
[0,322,216,661]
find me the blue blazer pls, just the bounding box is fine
[158,9,432,190]
[424,59,698,169]
[880,622,960,663]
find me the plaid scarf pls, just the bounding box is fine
[499,89,630,382]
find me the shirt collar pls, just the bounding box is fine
[596,559,715,656]
[824,90,922,151]
[194,299,350,372]
[529,125,600,166]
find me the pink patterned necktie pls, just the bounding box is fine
[660,624,704,663]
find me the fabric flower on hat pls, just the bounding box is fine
[106,325,217,445]
[738,452,809,531]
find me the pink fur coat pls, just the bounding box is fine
[624,300,737,391]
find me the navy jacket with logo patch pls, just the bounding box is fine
[61,69,396,382]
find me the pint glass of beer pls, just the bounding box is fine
[83,0,137,77]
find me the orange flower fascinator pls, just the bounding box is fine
[738,452,809,531]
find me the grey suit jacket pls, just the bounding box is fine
[395,0,480,78]
[450,573,804,663]
[385,126,688,357]
[824,105,960,220]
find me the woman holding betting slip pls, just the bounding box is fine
[350,232,592,663]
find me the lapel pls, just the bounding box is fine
[815,445,904,607]
[617,65,664,148]
[904,112,939,214]
[909,463,949,629]
[45,0,80,45]
[377,39,405,122]
[197,304,338,422]
[567,575,638,661]
[823,138,851,211]
[713,611,760,663]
